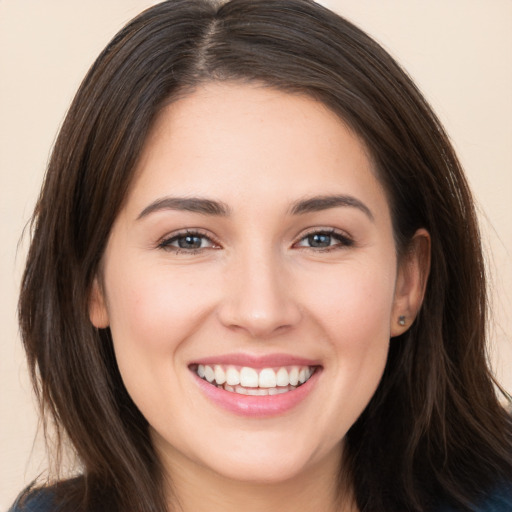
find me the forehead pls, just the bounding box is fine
[126,81,389,218]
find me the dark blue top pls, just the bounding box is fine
[8,489,54,512]
[8,483,512,511]
[437,483,512,511]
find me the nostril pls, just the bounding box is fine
[216,300,302,338]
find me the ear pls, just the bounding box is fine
[390,229,431,337]
[89,277,110,328]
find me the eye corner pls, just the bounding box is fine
[292,227,355,252]
[156,228,222,254]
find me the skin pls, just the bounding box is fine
[90,82,429,512]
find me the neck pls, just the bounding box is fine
[157,439,358,512]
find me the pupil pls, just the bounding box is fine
[309,233,331,247]
[178,235,202,249]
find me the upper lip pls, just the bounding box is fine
[189,353,321,369]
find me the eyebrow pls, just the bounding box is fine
[289,194,374,221]
[137,194,374,221]
[137,196,231,219]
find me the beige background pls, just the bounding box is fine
[1,0,511,507]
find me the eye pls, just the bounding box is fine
[158,230,219,253]
[294,229,353,250]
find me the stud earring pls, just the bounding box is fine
[398,315,406,326]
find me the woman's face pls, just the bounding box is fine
[90,82,425,484]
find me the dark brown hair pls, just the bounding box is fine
[18,1,512,511]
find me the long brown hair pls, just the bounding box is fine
[18,1,512,511]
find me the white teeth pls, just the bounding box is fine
[240,367,259,387]
[276,367,289,387]
[204,365,215,383]
[289,367,299,386]
[214,365,226,385]
[258,368,277,388]
[222,384,299,396]
[195,364,316,393]
[226,367,240,386]
[268,387,289,395]
[247,388,266,396]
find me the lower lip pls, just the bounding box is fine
[192,370,320,417]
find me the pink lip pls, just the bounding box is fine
[190,353,321,369]
[191,367,321,418]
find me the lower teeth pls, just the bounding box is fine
[216,383,298,395]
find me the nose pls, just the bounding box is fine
[217,248,302,338]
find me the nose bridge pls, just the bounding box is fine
[218,243,301,337]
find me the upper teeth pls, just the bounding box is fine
[196,364,314,388]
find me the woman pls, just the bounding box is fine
[11,0,512,511]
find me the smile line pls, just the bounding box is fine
[190,364,318,395]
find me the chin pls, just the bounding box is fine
[188,430,342,486]
[204,453,316,485]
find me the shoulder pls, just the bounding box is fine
[8,488,55,512]
[478,483,512,511]
[437,482,512,512]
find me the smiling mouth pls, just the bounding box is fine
[190,364,318,396]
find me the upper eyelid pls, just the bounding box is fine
[292,228,354,249]
[295,227,352,240]
[156,227,353,249]
[158,229,220,248]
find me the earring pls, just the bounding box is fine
[398,315,406,326]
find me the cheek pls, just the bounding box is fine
[304,259,396,337]
[300,261,395,424]
[103,263,220,419]
[106,263,217,356]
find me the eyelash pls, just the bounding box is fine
[157,229,220,254]
[293,228,354,252]
[157,228,354,255]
